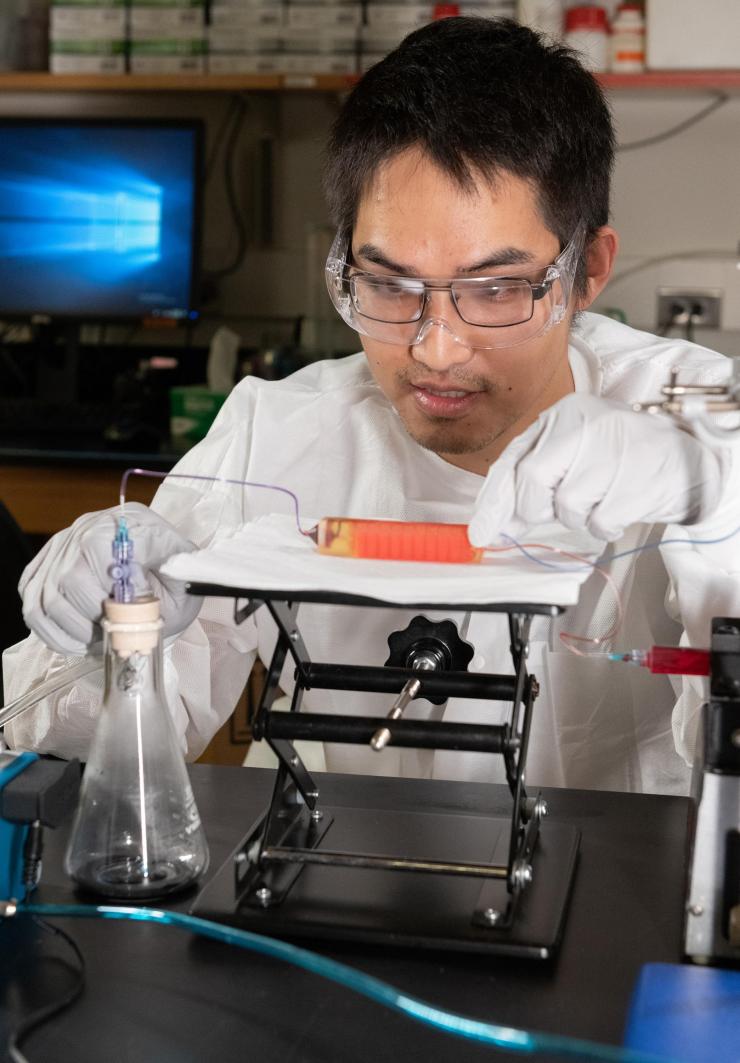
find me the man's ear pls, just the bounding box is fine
[578,226,619,309]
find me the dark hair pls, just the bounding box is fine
[323,17,615,295]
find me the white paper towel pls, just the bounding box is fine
[161,515,593,607]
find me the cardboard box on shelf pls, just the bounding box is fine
[51,7,127,35]
[208,26,283,54]
[364,3,430,27]
[207,52,285,73]
[280,52,356,74]
[286,4,363,28]
[51,0,127,6]
[130,7,205,36]
[50,38,127,72]
[130,0,204,7]
[283,26,358,55]
[209,4,285,28]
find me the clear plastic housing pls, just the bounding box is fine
[325,225,584,350]
[317,516,484,563]
[64,598,209,899]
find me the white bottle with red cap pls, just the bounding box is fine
[610,2,645,73]
[564,4,609,72]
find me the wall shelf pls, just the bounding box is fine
[0,72,358,93]
[0,70,739,94]
[597,71,740,91]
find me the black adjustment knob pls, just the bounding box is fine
[385,615,475,705]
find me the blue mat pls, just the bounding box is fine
[624,963,740,1062]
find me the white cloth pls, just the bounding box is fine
[3,313,737,793]
[161,514,593,607]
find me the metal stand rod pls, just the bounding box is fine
[262,846,509,879]
[302,662,517,700]
[258,711,514,753]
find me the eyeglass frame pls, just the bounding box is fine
[325,223,587,344]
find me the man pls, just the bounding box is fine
[4,17,739,794]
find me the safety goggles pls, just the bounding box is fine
[325,224,585,350]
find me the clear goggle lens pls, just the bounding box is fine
[325,225,585,350]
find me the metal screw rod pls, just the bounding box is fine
[261,845,509,879]
[371,678,421,751]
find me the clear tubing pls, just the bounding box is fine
[16,903,670,1063]
[119,468,310,536]
[0,657,101,730]
[488,537,625,657]
[2,466,731,727]
[119,466,740,567]
[114,469,735,659]
[502,526,740,572]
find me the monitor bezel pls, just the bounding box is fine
[0,115,204,326]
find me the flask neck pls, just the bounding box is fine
[103,631,164,706]
[101,595,165,709]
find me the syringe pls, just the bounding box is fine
[608,646,710,676]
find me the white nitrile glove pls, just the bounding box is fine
[20,502,203,656]
[468,393,728,547]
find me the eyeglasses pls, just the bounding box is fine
[325,225,585,350]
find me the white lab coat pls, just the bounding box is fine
[5,312,740,794]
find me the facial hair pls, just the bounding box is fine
[393,367,512,456]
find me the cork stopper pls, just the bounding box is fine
[102,595,163,657]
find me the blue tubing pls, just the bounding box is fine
[17,903,672,1062]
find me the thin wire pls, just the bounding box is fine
[119,464,740,656]
[122,464,740,565]
[488,520,740,655]
[204,94,240,183]
[204,95,251,280]
[607,249,735,289]
[487,539,624,656]
[497,521,740,574]
[617,93,728,152]
[7,917,86,1063]
[14,903,669,1063]
[118,467,313,538]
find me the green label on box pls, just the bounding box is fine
[130,38,205,55]
[52,1,127,7]
[51,38,127,53]
[170,387,228,441]
[130,1,204,7]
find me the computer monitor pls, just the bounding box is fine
[0,117,203,324]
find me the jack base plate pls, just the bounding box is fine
[192,805,579,960]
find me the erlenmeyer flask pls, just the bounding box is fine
[65,596,209,899]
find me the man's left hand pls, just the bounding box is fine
[468,393,726,546]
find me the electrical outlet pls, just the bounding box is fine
[657,288,722,329]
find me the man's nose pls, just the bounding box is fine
[410,316,475,371]
[410,290,474,369]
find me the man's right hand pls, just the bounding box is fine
[20,502,203,656]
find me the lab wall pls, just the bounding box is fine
[598,92,740,356]
[0,87,738,357]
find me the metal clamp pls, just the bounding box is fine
[633,367,740,418]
